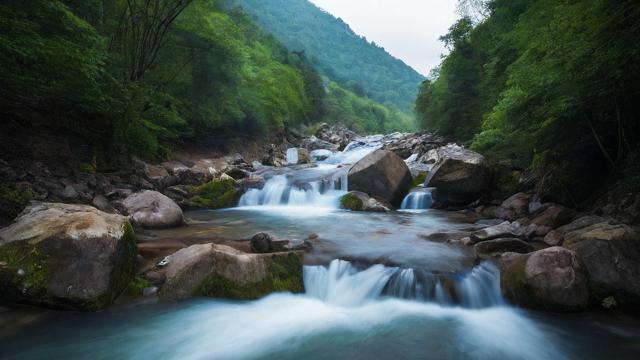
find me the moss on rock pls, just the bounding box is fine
[0,241,50,299]
[196,252,304,300]
[411,171,428,188]
[187,177,239,209]
[340,193,364,211]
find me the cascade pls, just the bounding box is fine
[286,148,298,165]
[238,136,382,208]
[303,259,504,308]
[238,172,348,208]
[400,190,433,210]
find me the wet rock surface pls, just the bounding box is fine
[158,243,304,300]
[0,203,137,310]
[348,150,412,206]
[500,247,589,311]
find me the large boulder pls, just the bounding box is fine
[561,218,640,305]
[0,203,136,310]
[500,247,589,311]
[123,190,184,229]
[425,145,489,206]
[159,244,304,300]
[347,150,412,206]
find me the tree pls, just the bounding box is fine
[112,0,194,81]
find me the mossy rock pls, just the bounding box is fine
[0,203,137,311]
[159,244,304,301]
[340,193,364,211]
[500,247,589,311]
[197,252,304,300]
[0,182,33,223]
[0,241,50,301]
[411,171,428,188]
[187,177,239,209]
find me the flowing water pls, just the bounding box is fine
[400,190,433,210]
[2,135,640,359]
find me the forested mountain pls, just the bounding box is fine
[0,0,413,169]
[417,0,640,203]
[228,0,425,114]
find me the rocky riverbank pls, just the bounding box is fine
[1,124,639,313]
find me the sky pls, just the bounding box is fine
[308,0,458,76]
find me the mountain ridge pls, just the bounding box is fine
[227,0,425,114]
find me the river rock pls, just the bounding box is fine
[339,192,392,212]
[543,215,606,246]
[519,204,574,237]
[159,244,304,300]
[301,136,339,152]
[501,247,589,311]
[348,150,412,206]
[162,161,214,185]
[92,194,117,214]
[425,145,489,206]
[495,193,531,221]
[296,148,311,164]
[315,124,357,150]
[143,163,175,189]
[474,238,534,257]
[250,232,275,253]
[0,203,137,310]
[469,221,524,243]
[562,219,640,305]
[123,190,184,229]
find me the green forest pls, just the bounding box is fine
[0,0,412,167]
[416,0,640,203]
[230,0,424,115]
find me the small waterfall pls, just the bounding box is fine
[238,173,348,208]
[400,190,433,210]
[286,148,298,165]
[304,260,504,308]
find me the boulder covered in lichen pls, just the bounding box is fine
[0,203,137,310]
[159,243,304,300]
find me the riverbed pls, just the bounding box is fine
[2,139,640,359]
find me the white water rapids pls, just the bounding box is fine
[2,259,575,360]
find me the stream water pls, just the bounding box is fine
[2,137,640,359]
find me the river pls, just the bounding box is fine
[1,138,639,359]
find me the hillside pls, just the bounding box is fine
[229,0,425,114]
[417,0,640,206]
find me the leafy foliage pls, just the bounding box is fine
[1,0,410,167]
[417,0,640,203]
